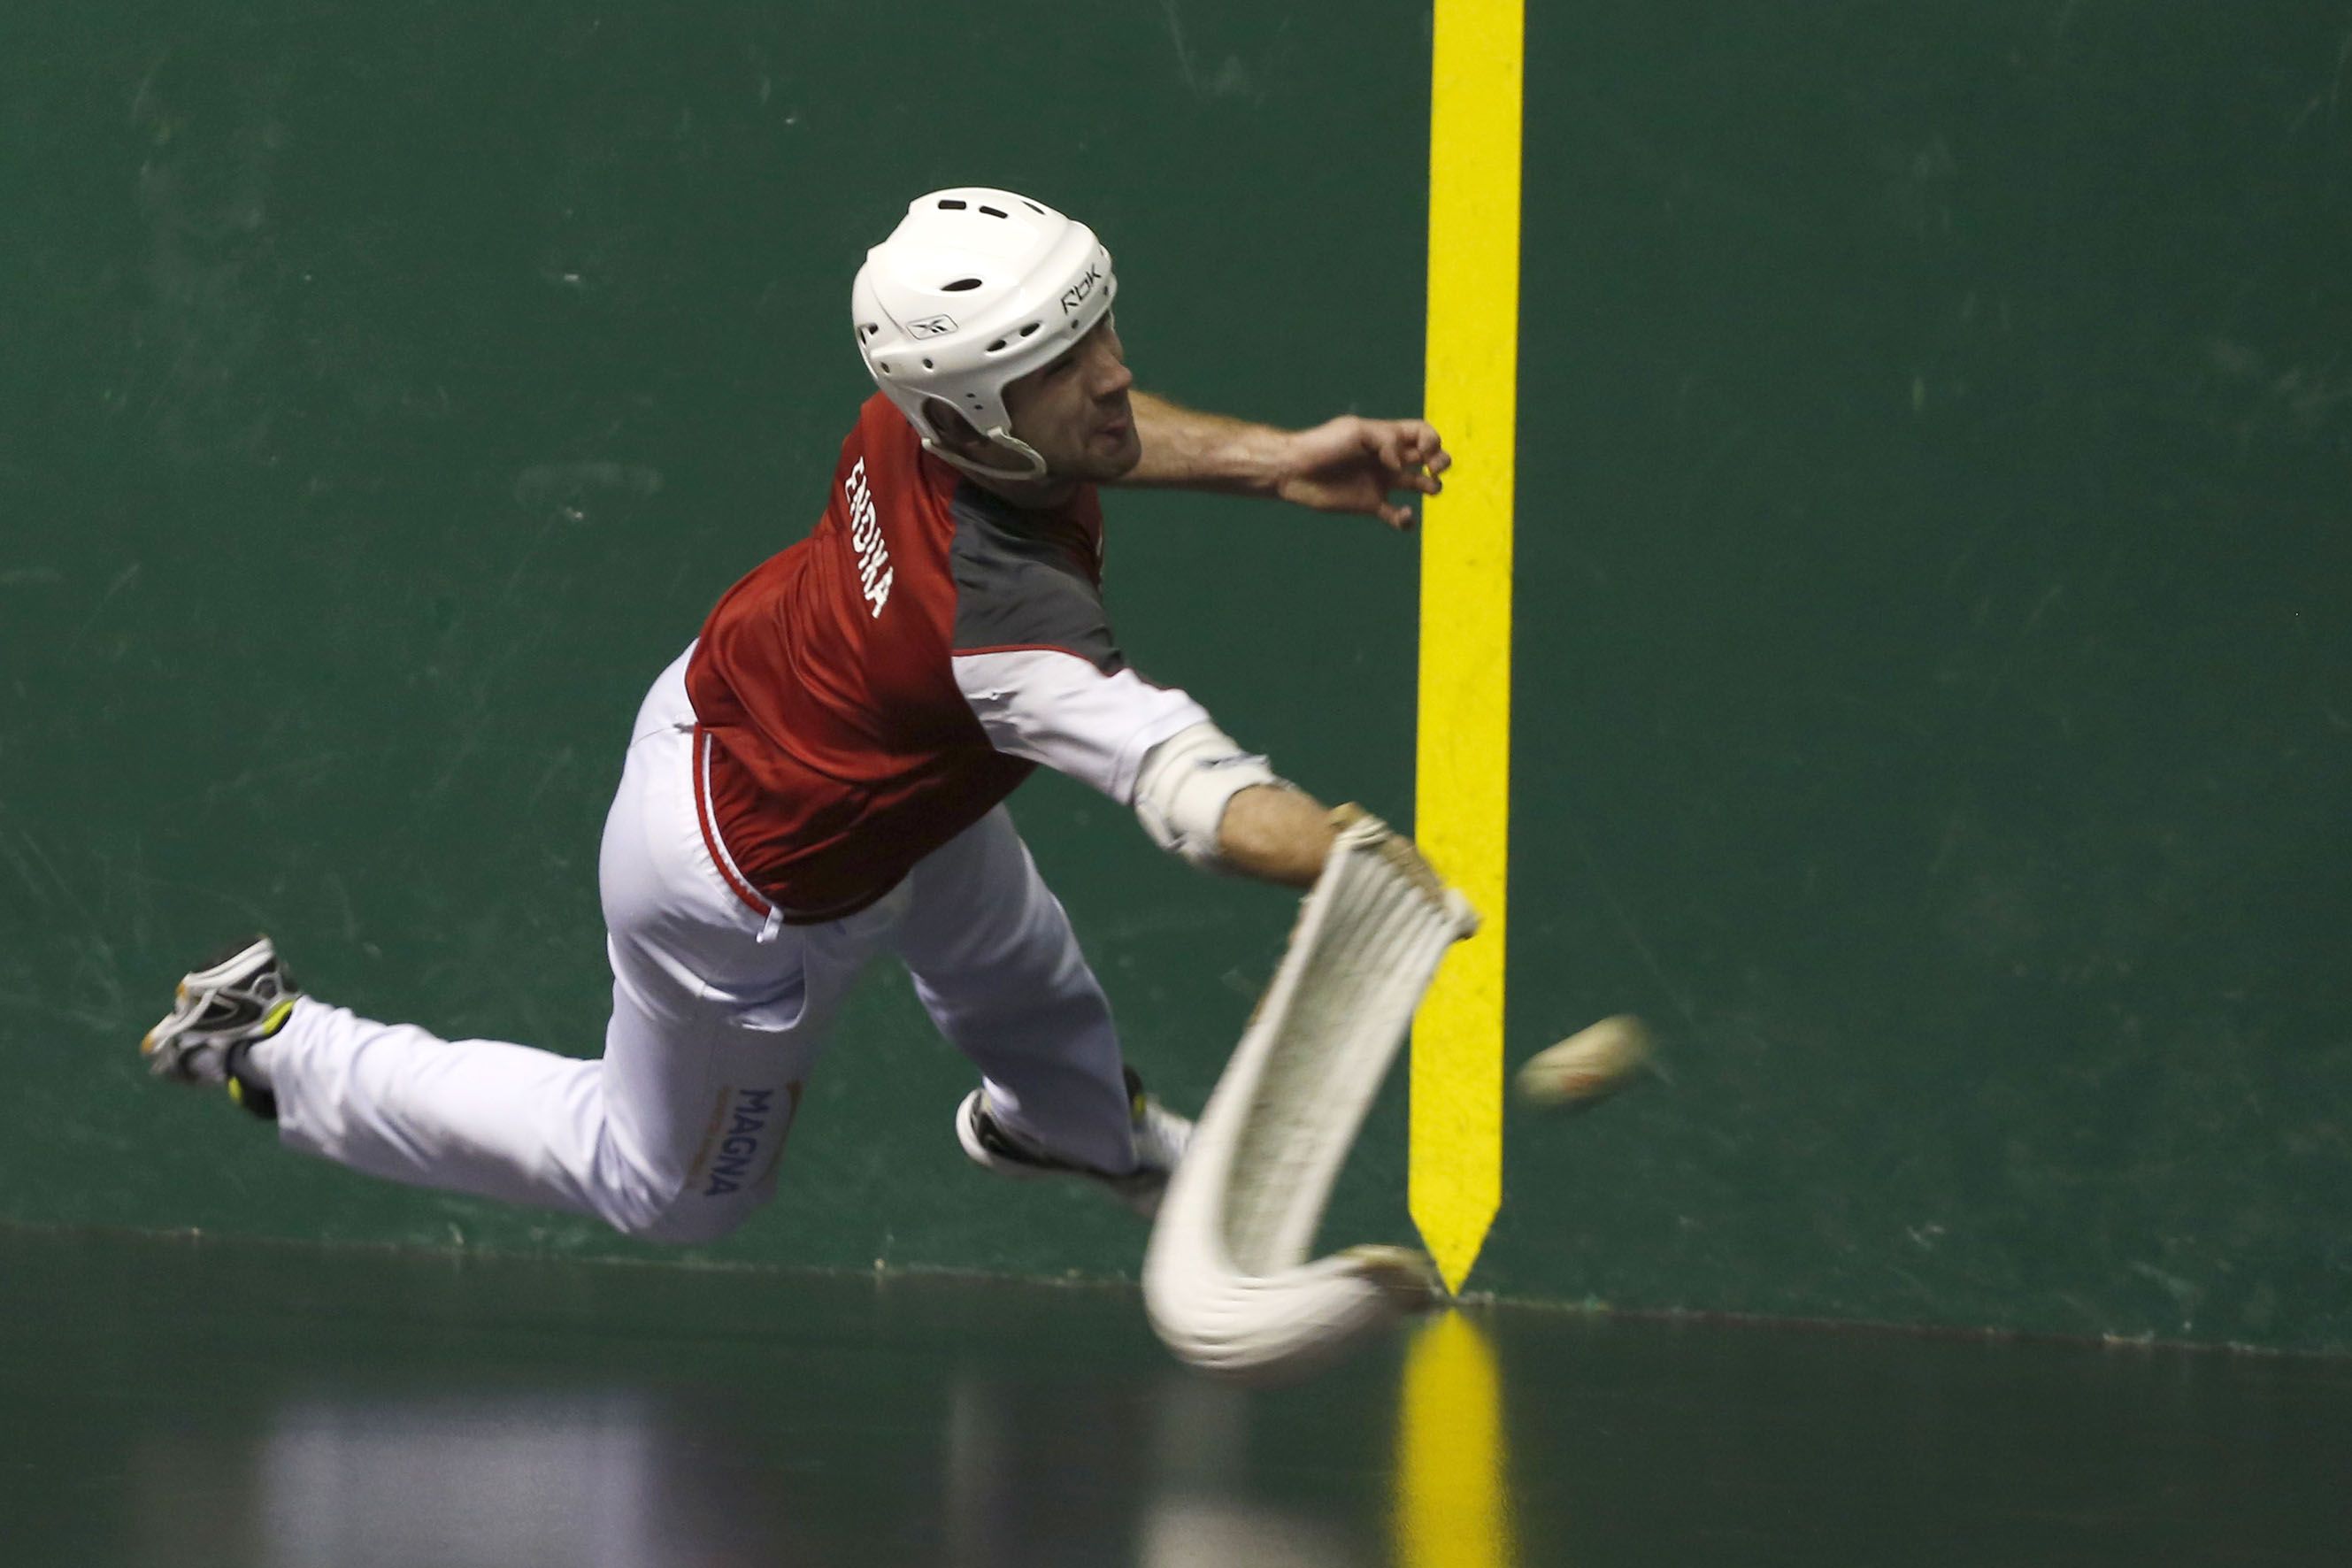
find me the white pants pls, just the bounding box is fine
[266,648,1137,1244]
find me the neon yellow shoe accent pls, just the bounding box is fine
[227,1080,247,1108]
[259,998,296,1038]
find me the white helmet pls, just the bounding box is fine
[851,188,1118,480]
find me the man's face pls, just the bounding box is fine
[1002,317,1140,481]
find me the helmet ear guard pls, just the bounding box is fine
[911,396,1053,483]
[851,188,1118,480]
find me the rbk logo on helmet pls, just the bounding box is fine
[908,315,957,339]
[1059,264,1103,316]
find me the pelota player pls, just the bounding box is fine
[138,188,1450,1242]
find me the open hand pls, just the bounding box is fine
[1272,416,1451,530]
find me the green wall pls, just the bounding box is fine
[1493,0,2351,1352]
[3,2,2346,1353]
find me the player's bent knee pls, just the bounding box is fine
[589,1084,800,1246]
[596,1151,770,1246]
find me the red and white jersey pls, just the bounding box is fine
[684,394,1208,921]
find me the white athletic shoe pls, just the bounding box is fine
[141,934,299,1120]
[957,1068,1193,1218]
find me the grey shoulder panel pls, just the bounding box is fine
[948,482,1123,674]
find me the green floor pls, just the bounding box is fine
[3,1228,2345,1567]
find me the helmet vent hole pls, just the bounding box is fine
[987,339,1007,352]
[979,204,1008,219]
[941,278,982,292]
[938,198,967,210]
[1023,200,1043,213]
[1018,322,1040,337]
[922,357,934,370]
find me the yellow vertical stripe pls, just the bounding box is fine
[1395,1312,1518,1568]
[1412,0,1522,1294]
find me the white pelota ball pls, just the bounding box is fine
[1516,1014,1654,1108]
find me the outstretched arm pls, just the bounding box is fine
[1120,390,1450,531]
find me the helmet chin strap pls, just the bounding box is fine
[920,427,1052,484]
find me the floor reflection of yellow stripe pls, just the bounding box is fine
[1413,0,1522,1294]
[1395,1311,1517,1568]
